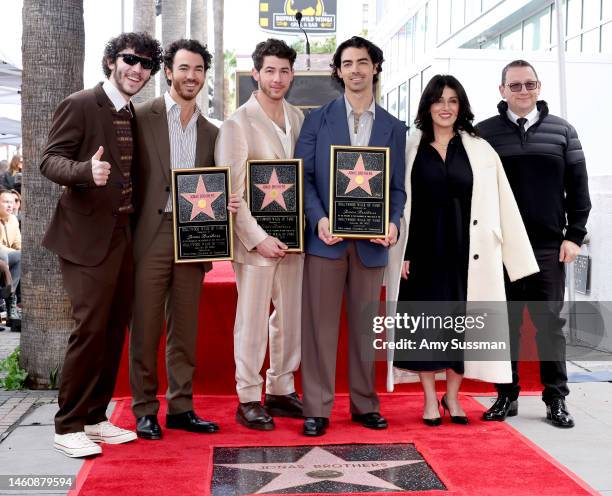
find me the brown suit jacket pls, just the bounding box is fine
[132,95,217,267]
[40,82,136,266]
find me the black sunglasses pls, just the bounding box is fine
[117,53,154,70]
[506,80,539,92]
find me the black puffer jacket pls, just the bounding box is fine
[476,100,591,249]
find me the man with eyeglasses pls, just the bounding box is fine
[477,59,591,428]
[40,33,162,457]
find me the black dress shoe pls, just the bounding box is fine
[236,402,275,431]
[441,395,468,424]
[351,412,388,429]
[546,398,575,428]
[136,415,162,440]
[482,396,518,421]
[303,417,329,436]
[264,392,303,418]
[166,410,219,433]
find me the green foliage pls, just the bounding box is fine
[49,365,59,390]
[0,347,28,391]
[291,36,337,54]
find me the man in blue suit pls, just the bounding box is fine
[295,36,406,436]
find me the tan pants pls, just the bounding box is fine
[130,217,206,417]
[301,242,383,418]
[232,254,303,403]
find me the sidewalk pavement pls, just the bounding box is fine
[1,332,611,495]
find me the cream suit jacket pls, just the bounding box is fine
[215,92,304,266]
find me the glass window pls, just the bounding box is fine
[416,5,427,56]
[380,93,386,110]
[501,23,522,50]
[566,0,582,37]
[451,0,466,33]
[604,1,612,21]
[399,83,408,123]
[523,7,551,50]
[565,35,581,52]
[421,66,434,90]
[388,88,398,118]
[481,35,500,49]
[437,0,451,41]
[602,22,612,53]
[583,0,601,30]
[409,75,421,128]
[482,0,498,11]
[398,25,406,71]
[582,27,600,52]
[405,19,414,63]
[465,0,482,22]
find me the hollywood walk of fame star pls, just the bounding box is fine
[340,154,382,196]
[180,175,223,220]
[255,168,294,210]
[217,446,424,494]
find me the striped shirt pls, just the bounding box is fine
[344,94,375,147]
[164,91,201,212]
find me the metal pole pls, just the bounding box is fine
[554,0,576,342]
[121,0,125,33]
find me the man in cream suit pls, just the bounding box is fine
[130,39,238,440]
[215,39,304,430]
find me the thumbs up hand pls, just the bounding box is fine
[91,146,111,186]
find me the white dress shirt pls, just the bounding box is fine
[270,100,293,158]
[507,106,539,132]
[102,79,131,114]
[344,94,375,147]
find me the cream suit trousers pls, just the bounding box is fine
[232,254,303,403]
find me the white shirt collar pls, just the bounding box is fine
[344,94,376,120]
[102,79,131,113]
[507,106,539,127]
[164,91,202,117]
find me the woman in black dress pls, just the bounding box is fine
[395,75,478,426]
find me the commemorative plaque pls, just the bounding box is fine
[171,167,233,263]
[329,145,389,238]
[246,159,303,252]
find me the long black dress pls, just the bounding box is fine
[394,136,473,374]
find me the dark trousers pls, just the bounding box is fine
[301,242,383,418]
[496,248,569,404]
[55,225,133,434]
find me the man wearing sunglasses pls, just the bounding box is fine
[40,32,162,458]
[477,60,591,429]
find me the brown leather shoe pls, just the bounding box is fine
[264,392,303,418]
[236,402,275,431]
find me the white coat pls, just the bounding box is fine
[383,129,540,390]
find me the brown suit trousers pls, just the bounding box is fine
[55,224,133,434]
[301,242,383,418]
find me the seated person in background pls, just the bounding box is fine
[0,260,12,327]
[1,155,23,194]
[0,189,21,331]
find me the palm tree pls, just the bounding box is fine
[161,0,186,90]
[212,0,224,119]
[133,0,156,103]
[190,0,208,114]
[20,0,85,388]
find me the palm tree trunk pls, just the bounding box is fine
[191,0,208,114]
[20,0,85,388]
[162,0,186,90]
[133,0,156,103]
[212,0,224,120]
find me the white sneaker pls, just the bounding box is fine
[84,421,137,444]
[54,432,102,458]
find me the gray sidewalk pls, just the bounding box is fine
[1,331,611,495]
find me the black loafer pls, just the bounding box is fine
[546,399,575,428]
[303,417,329,436]
[166,410,219,433]
[136,415,162,440]
[236,402,275,431]
[264,392,303,418]
[351,412,388,429]
[482,396,518,421]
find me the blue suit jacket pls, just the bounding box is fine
[295,96,407,268]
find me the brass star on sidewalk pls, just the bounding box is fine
[217,446,423,493]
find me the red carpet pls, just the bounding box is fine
[113,262,543,397]
[71,393,596,496]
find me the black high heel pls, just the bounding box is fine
[422,400,442,427]
[441,394,468,424]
